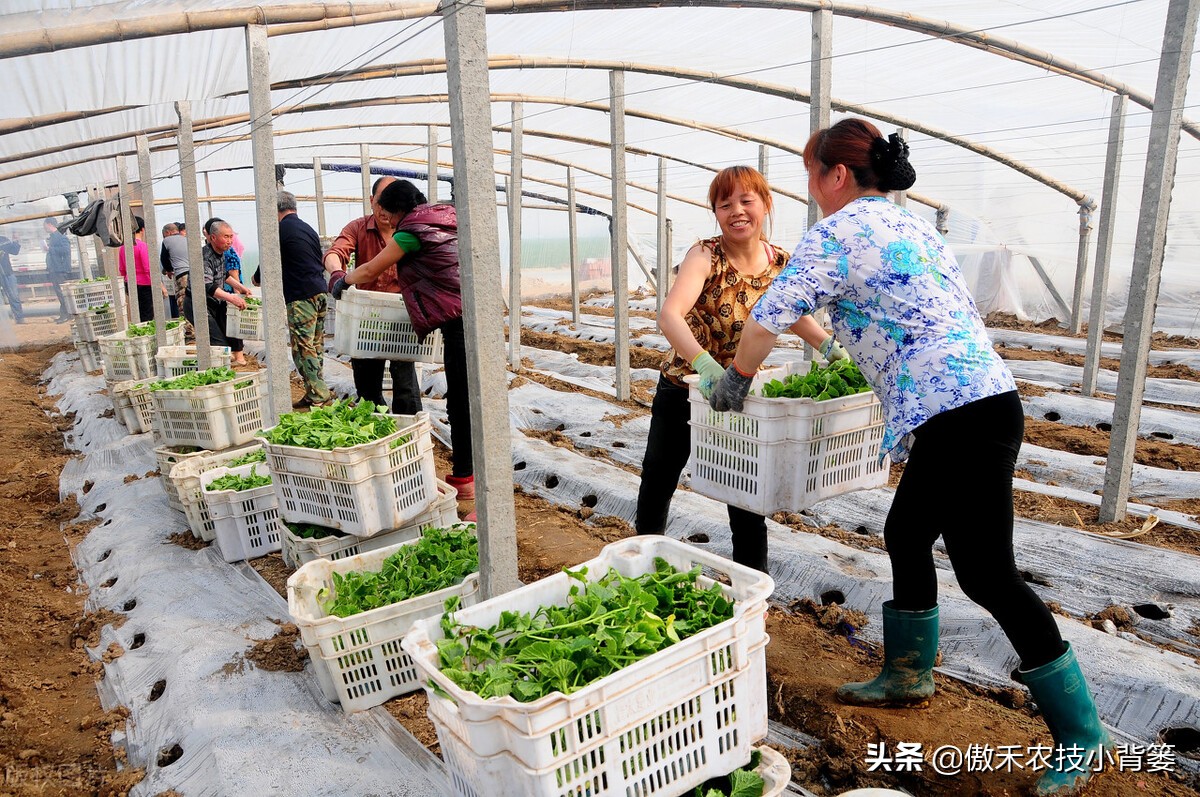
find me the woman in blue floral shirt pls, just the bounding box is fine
[710,118,1109,796]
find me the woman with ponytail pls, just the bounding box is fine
[709,118,1109,796]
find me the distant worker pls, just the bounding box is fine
[184,218,247,362]
[254,191,333,408]
[323,176,423,416]
[160,222,189,319]
[117,215,154,322]
[328,180,476,513]
[43,217,73,323]
[0,234,23,324]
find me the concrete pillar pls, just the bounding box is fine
[246,23,291,426]
[807,8,832,231]
[508,101,523,369]
[117,156,140,327]
[427,125,439,204]
[567,165,580,325]
[1082,94,1127,398]
[656,157,668,326]
[360,143,371,216]
[609,71,631,401]
[203,172,215,221]
[1069,200,1095,334]
[440,0,519,598]
[758,144,769,178]
[1101,0,1199,522]
[176,100,211,368]
[313,157,327,240]
[136,135,167,348]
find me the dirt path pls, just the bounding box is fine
[0,345,144,796]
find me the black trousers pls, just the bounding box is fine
[636,374,768,572]
[182,291,242,352]
[440,317,473,479]
[886,390,1064,669]
[351,359,421,415]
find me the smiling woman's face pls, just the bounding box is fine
[713,182,766,244]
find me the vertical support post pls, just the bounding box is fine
[892,128,908,207]
[1082,94,1127,398]
[1069,200,1095,333]
[88,185,105,284]
[758,144,769,178]
[313,157,327,241]
[609,70,631,402]
[656,158,669,325]
[567,165,580,326]
[246,23,291,426]
[427,125,439,204]
[117,157,140,326]
[1101,0,1199,522]
[360,143,372,216]
[508,101,523,369]
[807,8,832,231]
[440,0,518,598]
[203,172,215,220]
[176,101,210,368]
[136,135,167,348]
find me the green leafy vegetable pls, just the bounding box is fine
[243,297,262,307]
[759,359,872,402]
[694,749,765,797]
[285,521,345,540]
[77,277,110,284]
[127,319,182,337]
[261,399,401,450]
[225,448,266,467]
[90,303,112,315]
[437,558,734,702]
[149,366,239,391]
[206,465,271,492]
[319,527,478,618]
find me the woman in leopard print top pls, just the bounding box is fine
[636,166,835,572]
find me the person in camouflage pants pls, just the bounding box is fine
[257,192,335,407]
[287,293,332,405]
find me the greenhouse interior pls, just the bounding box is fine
[0,1,1198,795]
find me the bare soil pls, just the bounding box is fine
[997,344,1200,382]
[985,312,1200,350]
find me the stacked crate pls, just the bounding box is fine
[64,279,115,373]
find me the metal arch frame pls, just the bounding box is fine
[0,0,1192,143]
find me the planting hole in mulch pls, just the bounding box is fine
[149,680,166,702]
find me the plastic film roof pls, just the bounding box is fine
[2,1,1199,328]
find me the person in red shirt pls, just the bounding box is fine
[323,176,422,415]
[117,216,154,322]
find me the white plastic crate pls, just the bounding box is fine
[152,370,266,450]
[62,279,114,315]
[287,529,480,712]
[72,306,119,342]
[260,412,437,537]
[202,463,280,562]
[402,536,773,797]
[170,444,263,540]
[225,303,264,340]
[686,362,889,515]
[279,478,459,569]
[155,445,209,512]
[324,299,335,336]
[331,287,444,363]
[757,746,792,797]
[98,323,186,381]
[109,379,156,434]
[155,345,232,378]
[73,335,103,373]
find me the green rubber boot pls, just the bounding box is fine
[836,601,938,707]
[1017,643,1112,796]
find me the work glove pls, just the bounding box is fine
[327,270,349,300]
[709,364,755,413]
[819,335,848,362]
[691,351,727,399]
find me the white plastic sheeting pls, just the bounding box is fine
[2,1,1200,332]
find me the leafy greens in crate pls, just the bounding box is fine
[149,366,243,391]
[262,399,405,449]
[225,448,266,467]
[206,465,271,492]
[759,358,872,401]
[436,558,734,702]
[319,526,478,618]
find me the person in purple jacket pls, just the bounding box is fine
[327,180,475,517]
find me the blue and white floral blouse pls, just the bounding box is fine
[752,196,1016,462]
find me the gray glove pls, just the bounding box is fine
[708,364,754,412]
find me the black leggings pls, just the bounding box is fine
[636,374,768,572]
[439,317,473,479]
[886,390,1064,669]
